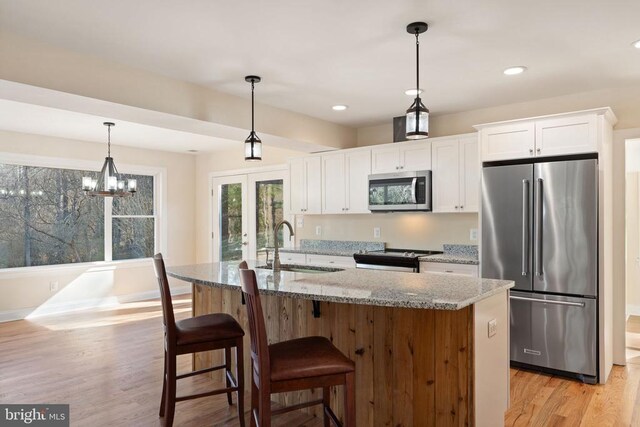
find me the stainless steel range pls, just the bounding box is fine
[354,248,443,273]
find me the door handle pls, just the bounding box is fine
[410,177,417,204]
[510,295,585,307]
[535,178,543,276]
[522,179,529,276]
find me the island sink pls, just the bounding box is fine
[256,263,344,274]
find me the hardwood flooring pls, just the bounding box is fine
[1,300,639,426]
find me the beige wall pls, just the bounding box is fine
[626,172,640,314]
[0,130,196,319]
[0,31,357,150]
[295,213,478,249]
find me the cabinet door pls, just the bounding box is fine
[459,137,479,213]
[345,150,371,213]
[321,153,346,214]
[289,157,306,214]
[400,141,431,171]
[420,261,478,277]
[371,145,401,174]
[480,122,535,161]
[305,156,322,214]
[431,140,460,212]
[535,114,598,157]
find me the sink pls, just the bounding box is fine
[256,264,344,274]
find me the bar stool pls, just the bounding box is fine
[153,254,245,427]
[238,261,356,427]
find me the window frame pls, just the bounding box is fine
[0,152,167,273]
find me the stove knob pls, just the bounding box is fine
[403,252,409,257]
[409,252,415,257]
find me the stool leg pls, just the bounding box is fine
[344,372,356,427]
[322,387,331,427]
[236,340,245,427]
[165,350,177,427]
[251,377,258,427]
[159,349,167,417]
[225,347,233,405]
[259,387,271,427]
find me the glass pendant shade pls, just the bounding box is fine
[82,122,136,197]
[405,97,429,139]
[245,131,262,161]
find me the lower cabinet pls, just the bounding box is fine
[277,252,356,268]
[420,261,479,277]
[278,252,307,265]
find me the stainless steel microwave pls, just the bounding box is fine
[368,170,432,212]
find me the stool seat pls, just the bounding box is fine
[269,336,355,382]
[176,313,244,346]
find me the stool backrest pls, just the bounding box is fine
[153,253,176,338]
[238,261,270,379]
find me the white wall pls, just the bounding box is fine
[627,139,640,316]
[0,130,196,321]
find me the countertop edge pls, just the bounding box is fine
[167,270,513,311]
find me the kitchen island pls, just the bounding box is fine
[167,261,514,426]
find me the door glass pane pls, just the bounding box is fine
[219,183,243,261]
[256,179,283,263]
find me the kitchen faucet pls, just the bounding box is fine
[272,220,294,272]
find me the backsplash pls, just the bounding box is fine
[300,239,385,253]
[294,213,478,250]
[443,244,478,258]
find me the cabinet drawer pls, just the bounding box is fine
[420,261,478,277]
[279,252,307,264]
[306,254,355,268]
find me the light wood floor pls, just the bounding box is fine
[1,300,639,426]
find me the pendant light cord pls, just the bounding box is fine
[415,30,420,99]
[107,124,111,158]
[251,81,255,133]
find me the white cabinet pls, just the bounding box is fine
[321,149,371,214]
[477,110,610,162]
[431,136,479,213]
[289,156,322,214]
[420,261,479,277]
[278,252,307,265]
[535,114,598,157]
[306,254,356,268]
[371,141,431,174]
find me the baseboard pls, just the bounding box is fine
[0,285,191,323]
[628,304,640,317]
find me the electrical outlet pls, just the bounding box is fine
[488,319,497,338]
[315,225,322,236]
[373,227,381,238]
[470,228,478,241]
[49,281,59,292]
[296,216,304,228]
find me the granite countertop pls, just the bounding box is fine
[419,244,479,265]
[167,261,513,311]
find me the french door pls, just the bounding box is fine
[212,169,287,262]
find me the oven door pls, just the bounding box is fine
[368,171,431,212]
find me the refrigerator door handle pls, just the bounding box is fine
[535,178,543,276]
[510,295,585,307]
[521,179,529,276]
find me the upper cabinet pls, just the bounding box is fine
[322,149,371,214]
[289,156,322,214]
[476,108,617,162]
[371,140,431,174]
[431,135,479,213]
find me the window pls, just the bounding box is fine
[0,162,157,269]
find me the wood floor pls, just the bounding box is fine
[0,299,639,426]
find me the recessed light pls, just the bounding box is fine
[503,66,527,76]
[405,88,423,96]
[633,39,640,49]
[332,105,348,111]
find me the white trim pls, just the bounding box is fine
[0,285,191,323]
[628,304,640,317]
[208,164,287,179]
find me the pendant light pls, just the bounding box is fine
[82,122,137,197]
[405,22,429,140]
[244,75,262,161]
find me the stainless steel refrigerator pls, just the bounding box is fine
[481,158,598,384]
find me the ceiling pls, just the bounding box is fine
[1,0,640,128]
